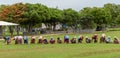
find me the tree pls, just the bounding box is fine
[0,3,26,22]
[0,3,26,36]
[79,7,111,31]
[90,7,111,31]
[20,3,43,34]
[63,8,79,32]
[47,8,63,31]
[79,7,96,29]
[104,3,120,27]
[116,14,120,25]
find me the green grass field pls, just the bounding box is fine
[0,31,120,58]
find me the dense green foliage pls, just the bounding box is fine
[0,3,120,32]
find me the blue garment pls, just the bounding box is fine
[64,35,69,39]
[106,37,112,43]
[6,36,10,40]
[24,36,28,44]
[24,36,28,40]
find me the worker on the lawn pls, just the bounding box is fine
[31,36,36,44]
[57,37,62,44]
[49,37,55,44]
[38,36,43,44]
[78,35,84,43]
[6,36,11,45]
[71,36,76,44]
[105,36,112,43]
[18,35,23,44]
[23,36,28,44]
[86,36,91,43]
[114,36,119,44]
[43,38,48,44]
[92,34,98,43]
[64,35,69,43]
[100,34,106,43]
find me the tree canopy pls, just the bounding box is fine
[0,3,120,32]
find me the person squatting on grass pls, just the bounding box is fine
[31,36,36,44]
[49,37,55,44]
[38,36,43,44]
[6,36,11,45]
[18,36,23,44]
[71,36,76,44]
[57,37,62,44]
[100,34,106,43]
[78,35,84,43]
[105,36,112,43]
[92,34,98,43]
[24,36,28,44]
[14,36,23,44]
[114,36,119,44]
[43,38,48,44]
[64,35,69,44]
[86,36,91,43]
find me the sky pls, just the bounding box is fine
[0,0,120,11]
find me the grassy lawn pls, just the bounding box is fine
[0,31,120,58]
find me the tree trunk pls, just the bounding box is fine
[9,26,14,37]
[53,23,56,34]
[16,26,19,36]
[53,23,56,31]
[28,25,33,34]
[0,26,3,38]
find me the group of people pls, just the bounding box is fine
[63,34,120,44]
[13,36,61,44]
[4,34,120,45]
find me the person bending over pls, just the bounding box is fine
[43,38,48,44]
[100,34,106,43]
[57,37,62,44]
[38,36,43,44]
[49,37,55,44]
[64,35,69,44]
[71,36,76,44]
[114,36,119,44]
[86,36,91,43]
[31,36,36,44]
[18,36,23,44]
[105,36,112,43]
[24,36,28,44]
[92,34,98,43]
[6,36,11,45]
[78,35,84,43]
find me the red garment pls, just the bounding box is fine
[31,39,35,44]
[49,40,55,44]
